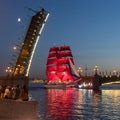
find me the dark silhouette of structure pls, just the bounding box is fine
[0,8,49,86]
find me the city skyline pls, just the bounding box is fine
[1,0,120,79]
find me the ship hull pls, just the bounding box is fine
[44,83,75,89]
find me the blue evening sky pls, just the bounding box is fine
[0,0,120,79]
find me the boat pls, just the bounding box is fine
[45,45,80,89]
[75,74,101,90]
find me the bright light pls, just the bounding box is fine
[51,71,56,73]
[5,66,12,74]
[78,85,83,88]
[17,18,21,22]
[13,46,17,50]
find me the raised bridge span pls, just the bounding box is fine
[13,8,49,77]
[0,8,49,86]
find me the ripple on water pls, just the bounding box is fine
[29,86,120,120]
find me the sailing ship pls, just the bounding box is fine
[45,45,80,88]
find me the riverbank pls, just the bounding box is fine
[0,99,40,120]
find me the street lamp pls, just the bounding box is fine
[13,46,17,50]
[77,67,83,76]
[113,70,117,76]
[94,65,99,75]
[5,66,12,76]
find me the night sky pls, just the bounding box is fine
[1,0,120,79]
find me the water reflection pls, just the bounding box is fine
[101,89,120,120]
[74,89,101,120]
[29,86,120,120]
[43,89,101,120]
[46,88,75,120]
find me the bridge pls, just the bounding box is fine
[0,8,49,86]
[100,75,120,85]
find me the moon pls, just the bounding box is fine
[17,18,21,22]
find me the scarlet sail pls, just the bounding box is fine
[46,45,79,84]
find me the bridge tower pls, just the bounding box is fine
[12,8,49,77]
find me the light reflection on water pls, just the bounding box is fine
[29,85,120,120]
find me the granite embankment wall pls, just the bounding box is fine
[0,99,39,120]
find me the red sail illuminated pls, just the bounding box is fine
[47,58,57,65]
[46,45,79,84]
[48,53,57,58]
[59,46,71,51]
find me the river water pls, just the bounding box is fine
[29,84,120,120]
